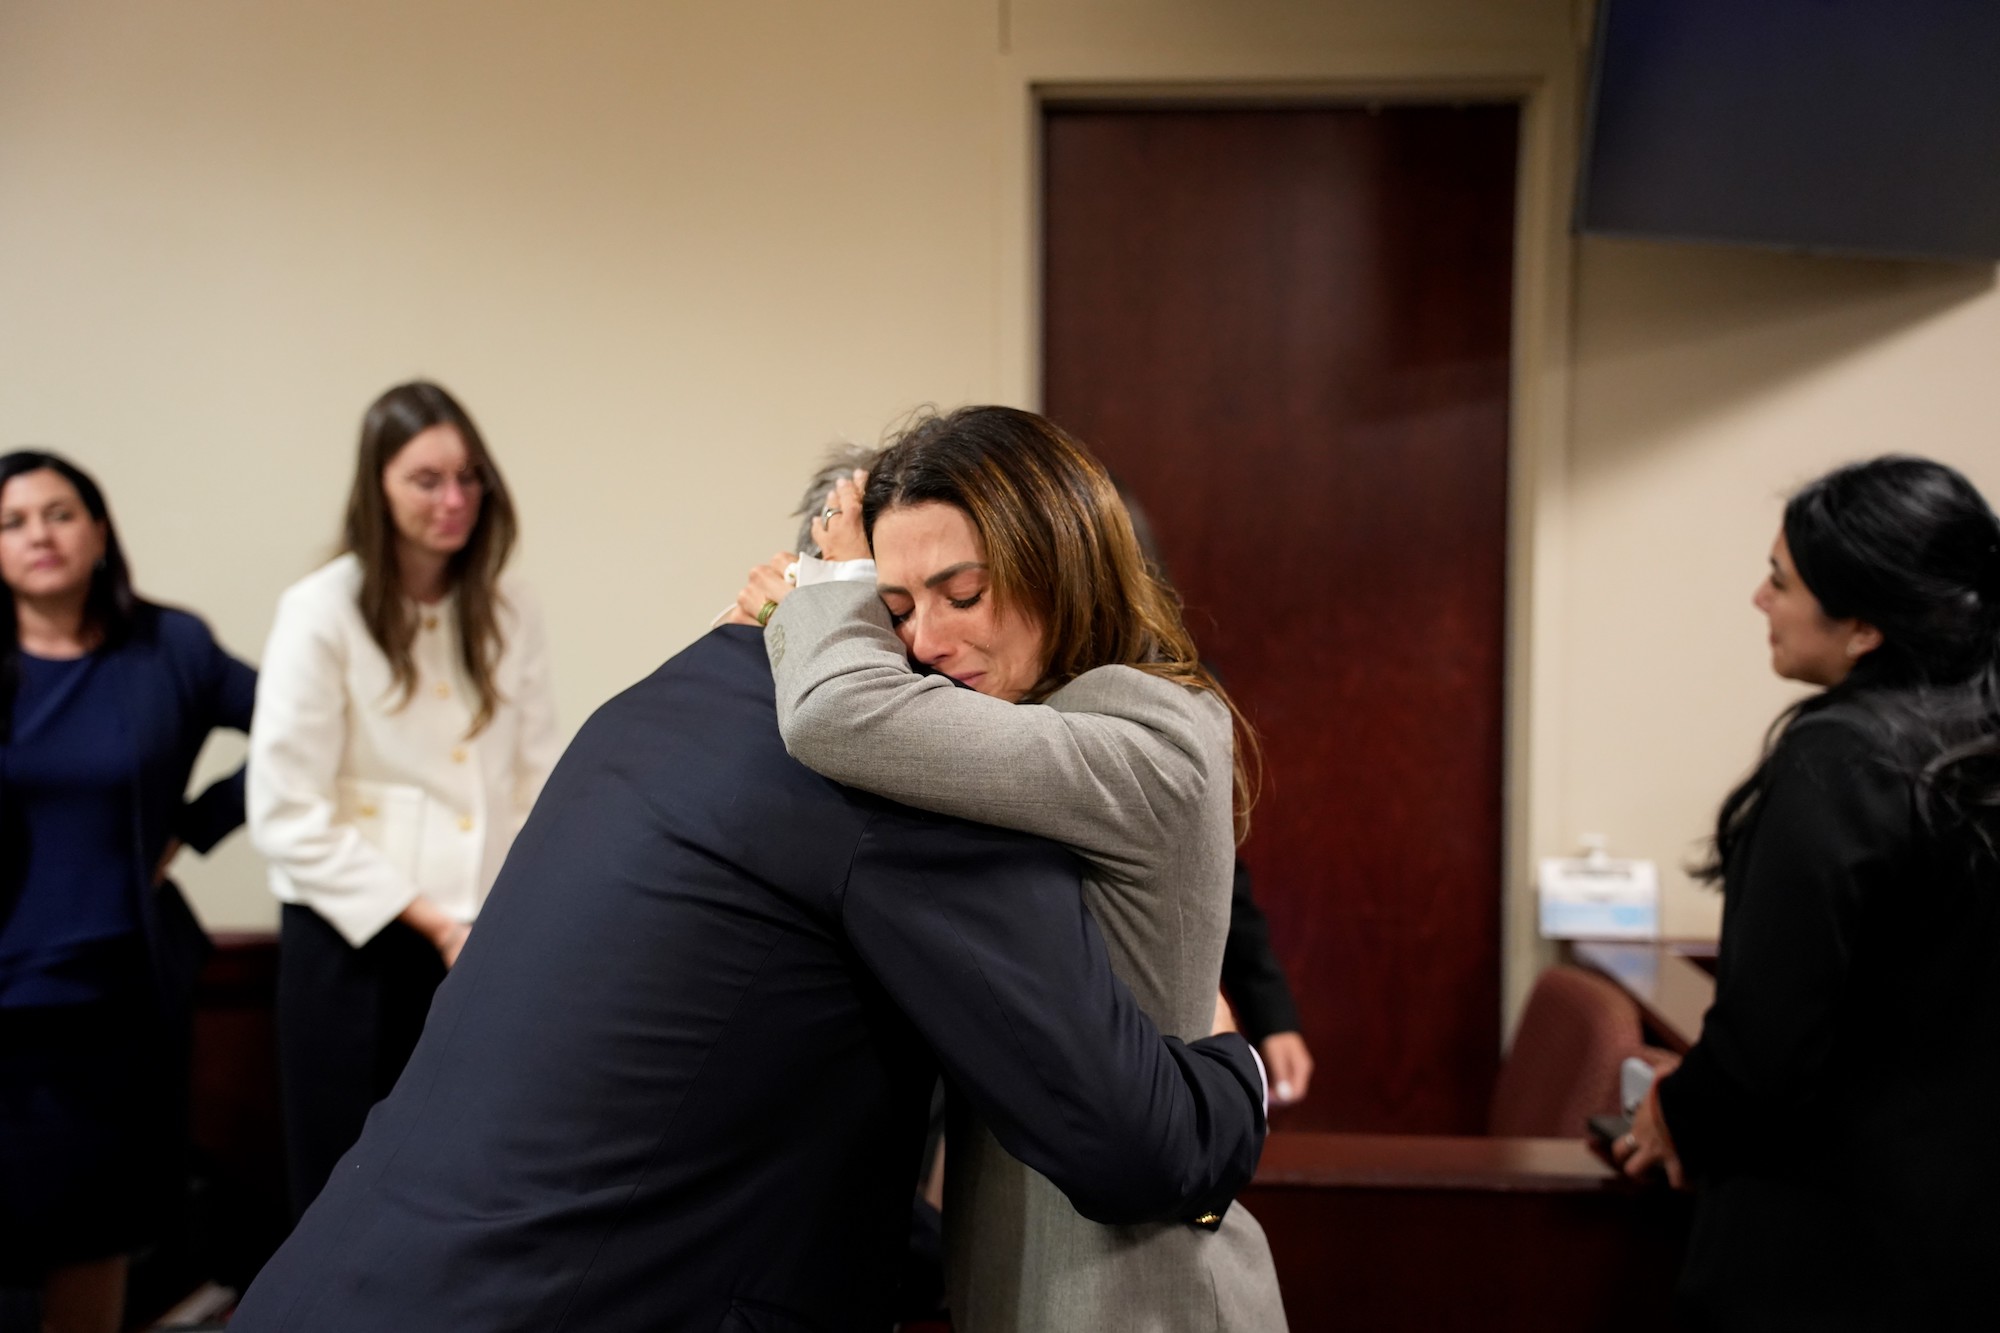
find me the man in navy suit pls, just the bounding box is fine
[230,624,1266,1332]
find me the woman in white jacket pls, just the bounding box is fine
[249,381,559,1217]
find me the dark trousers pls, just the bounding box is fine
[276,905,446,1221]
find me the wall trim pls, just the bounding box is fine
[993,37,1585,1041]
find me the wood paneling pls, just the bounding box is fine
[1242,1132,1691,1332]
[188,932,287,1288]
[1043,105,1518,1131]
[1570,941,1719,1053]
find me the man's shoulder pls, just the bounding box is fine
[571,626,772,753]
[569,627,1084,886]
[848,794,1087,883]
[599,625,768,707]
[562,626,878,839]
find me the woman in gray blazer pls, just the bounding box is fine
[738,406,1287,1333]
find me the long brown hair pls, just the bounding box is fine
[341,381,517,735]
[861,405,1261,841]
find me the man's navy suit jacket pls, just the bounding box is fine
[230,627,1265,1333]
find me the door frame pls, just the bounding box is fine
[991,50,1585,1039]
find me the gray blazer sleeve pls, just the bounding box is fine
[766,581,1229,880]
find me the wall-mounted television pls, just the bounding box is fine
[1577,0,2000,262]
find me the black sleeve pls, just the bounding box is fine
[841,809,1266,1227]
[175,628,259,855]
[1656,717,1907,1176]
[1221,859,1302,1043]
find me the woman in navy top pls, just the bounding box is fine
[0,450,255,1333]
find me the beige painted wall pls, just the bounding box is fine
[1,0,1014,930]
[3,2,1995,1034]
[1566,240,2000,938]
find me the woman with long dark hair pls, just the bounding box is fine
[733,406,1285,1331]
[248,381,559,1218]
[1618,456,2000,1329]
[0,450,255,1333]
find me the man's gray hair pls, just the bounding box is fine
[793,443,882,556]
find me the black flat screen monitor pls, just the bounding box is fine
[1578,0,2000,262]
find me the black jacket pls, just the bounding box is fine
[1659,702,2000,1331]
[1222,859,1302,1042]
[230,627,1265,1333]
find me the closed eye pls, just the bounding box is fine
[949,593,982,611]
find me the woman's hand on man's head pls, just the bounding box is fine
[811,471,870,563]
[719,469,869,629]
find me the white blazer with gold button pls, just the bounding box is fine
[248,553,561,947]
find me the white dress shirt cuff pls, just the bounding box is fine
[795,554,877,586]
[1247,1041,1270,1116]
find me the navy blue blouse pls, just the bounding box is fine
[0,607,256,1009]
[0,653,145,1004]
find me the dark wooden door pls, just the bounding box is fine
[1043,104,1517,1133]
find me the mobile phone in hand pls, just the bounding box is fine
[1620,1056,1657,1115]
[1586,1112,1632,1168]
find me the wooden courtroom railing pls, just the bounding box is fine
[177,937,1709,1330]
[131,932,286,1329]
[1229,943,1718,1330]
[1570,939,1717,1053]
[186,933,288,1291]
[1241,1132,1692,1332]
